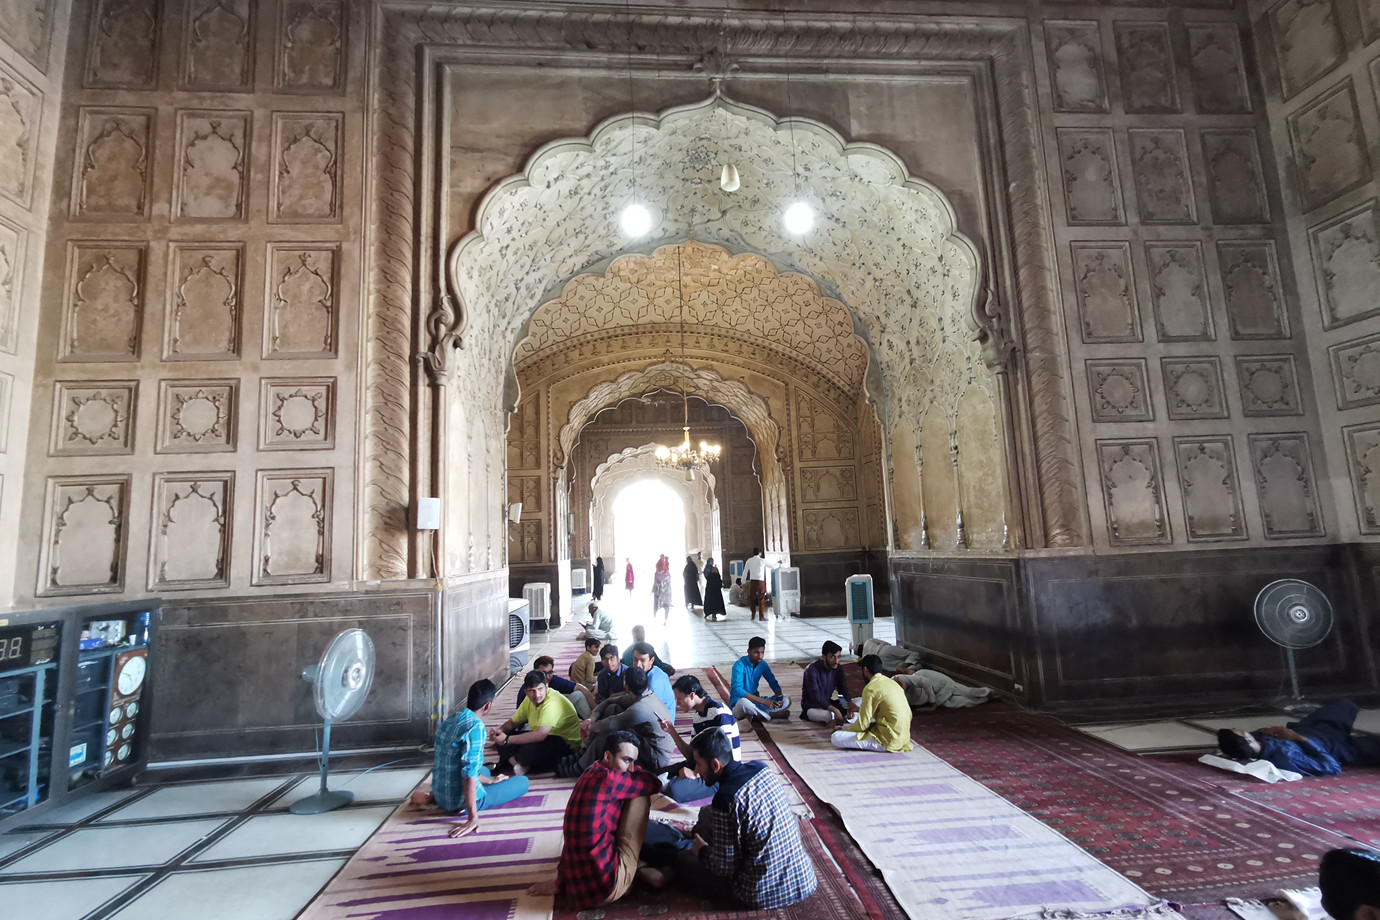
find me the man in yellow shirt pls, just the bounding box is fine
[831,654,913,754]
[494,670,584,775]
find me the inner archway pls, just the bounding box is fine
[611,479,687,610]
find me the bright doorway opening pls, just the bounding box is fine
[612,478,686,610]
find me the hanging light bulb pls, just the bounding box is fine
[783,200,814,235]
[720,163,740,192]
[620,202,653,238]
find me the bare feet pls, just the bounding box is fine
[527,879,558,897]
[512,763,528,777]
[407,790,434,810]
[637,866,673,889]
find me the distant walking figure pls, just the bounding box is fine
[625,559,635,598]
[592,556,605,601]
[683,555,703,609]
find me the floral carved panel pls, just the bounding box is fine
[150,472,233,590]
[70,108,154,220]
[1071,242,1140,343]
[173,111,250,221]
[60,243,145,362]
[797,394,853,461]
[1201,130,1270,225]
[799,466,858,504]
[1057,128,1124,225]
[1236,355,1303,417]
[264,244,338,357]
[253,469,332,585]
[1249,433,1324,538]
[84,0,160,89]
[260,377,335,450]
[1045,20,1108,113]
[50,380,135,456]
[270,113,341,223]
[276,0,345,93]
[1115,21,1180,114]
[1329,332,1380,410]
[0,215,25,354]
[1086,358,1152,423]
[1128,129,1196,224]
[165,243,242,359]
[1309,201,1380,329]
[181,0,253,91]
[1343,423,1380,534]
[1269,0,1345,100]
[802,509,859,550]
[1287,80,1370,213]
[1187,24,1251,114]
[508,474,542,514]
[0,60,39,209]
[1216,241,1289,340]
[1173,436,1247,542]
[38,475,129,596]
[1097,439,1169,546]
[1162,357,1229,421]
[156,379,237,453]
[0,0,52,71]
[1145,242,1213,342]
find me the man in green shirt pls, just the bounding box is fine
[830,655,913,754]
[494,670,584,775]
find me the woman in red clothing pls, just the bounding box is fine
[624,558,635,598]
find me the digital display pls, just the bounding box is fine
[0,624,60,673]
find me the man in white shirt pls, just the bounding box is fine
[742,548,769,621]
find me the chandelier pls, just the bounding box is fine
[654,245,721,481]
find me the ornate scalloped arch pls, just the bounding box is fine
[592,443,718,498]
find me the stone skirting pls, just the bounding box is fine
[890,545,1380,713]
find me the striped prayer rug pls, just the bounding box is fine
[709,665,1175,920]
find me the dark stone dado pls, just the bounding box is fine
[891,545,1379,714]
[793,550,891,618]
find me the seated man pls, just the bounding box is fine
[595,643,627,703]
[729,636,791,721]
[620,625,675,676]
[1217,700,1380,776]
[831,654,913,753]
[528,730,660,909]
[582,601,617,642]
[409,679,529,838]
[658,674,741,802]
[892,669,991,709]
[728,577,743,606]
[640,727,818,908]
[558,665,676,777]
[513,655,594,719]
[801,641,861,726]
[630,641,677,714]
[493,669,583,775]
[569,636,602,688]
[1321,848,1380,920]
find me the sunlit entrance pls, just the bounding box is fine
[612,478,686,611]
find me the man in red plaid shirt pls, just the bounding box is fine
[527,730,658,908]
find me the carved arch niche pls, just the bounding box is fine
[589,444,720,570]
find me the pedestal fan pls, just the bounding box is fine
[1253,579,1334,710]
[290,628,376,815]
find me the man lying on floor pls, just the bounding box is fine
[641,727,818,908]
[528,730,660,909]
[557,665,676,778]
[492,669,584,775]
[1217,700,1380,776]
[658,674,741,801]
[408,678,530,837]
[857,638,992,709]
[832,654,914,753]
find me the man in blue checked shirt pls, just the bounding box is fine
[410,679,530,838]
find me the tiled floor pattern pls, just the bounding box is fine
[1067,708,1380,753]
[0,766,428,920]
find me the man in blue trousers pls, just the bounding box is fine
[1217,700,1380,776]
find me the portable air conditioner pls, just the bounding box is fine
[523,582,551,632]
[508,598,531,671]
[846,574,875,652]
[729,560,745,580]
[775,566,802,617]
[571,569,588,593]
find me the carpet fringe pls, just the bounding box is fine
[1010,901,1183,920]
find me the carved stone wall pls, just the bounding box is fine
[1253,0,1380,539]
[0,0,68,603]
[17,0,363,602]
[1043,7,1334,550]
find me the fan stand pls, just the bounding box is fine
[290,717,355,815]
[1271,648,1321,715]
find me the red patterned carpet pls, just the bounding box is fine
[905,706,1351,901]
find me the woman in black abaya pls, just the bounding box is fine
[682,555,703,609]
[591,556,605,601]
[702,558,726,620]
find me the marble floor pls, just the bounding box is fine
[0,590,882,920]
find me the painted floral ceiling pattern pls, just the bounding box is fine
[515,241,870,396]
